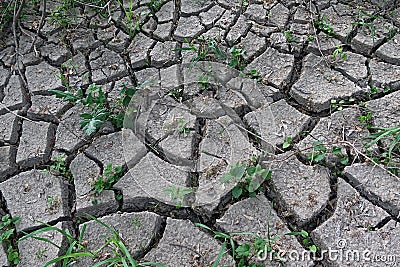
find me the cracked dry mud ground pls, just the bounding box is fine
[0,0,400,266]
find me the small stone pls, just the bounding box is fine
[238,78,275,109]
[239,32,266,60]
[217,0,241,9]
[90,47,128,83]
[199,5,225,26]
[268,3,289,28]
[2,75,24,109]
[244,99,311,148]
[128,33,154,68]
[27,95,68,121]
[181,0,212,14]
[290,53,367,112]
[0,170,69,231]
[39,43,71,65]
[369,59,400,90]
[142,17,157,35]
[376,33,400,64]
[0,146,16,178]
[262,152,331,226]
[215,9,236,29]
[63,52,90,88]
[16,121,54,167]
[244,4,267,24]
[150,41,178,67]
[332,52,368,81]
[144,218,234,265]
[0,66,10,89]
[85,132,130,167]
[54,105,89,153]
[26,62,62,94]
[71,29,101,52]
[134,67,161,92]
[0,113,19,144]
[174,16,205,41]
[344,163,400,217]
[226,15,251,46]
[153,22,172,40]
[311,178,397,267]
[115,152,189,208]
[247,47,294,88]
[156,1,174,22]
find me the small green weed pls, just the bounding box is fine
[220,163,271,199]
[358,111,373,127]
[332,44,347,61]
[352,10,376,42]
[180,38,247,71]
[246,69,261,82]
[146,0,164,12]
[307,141,349,165]
[50,82,140,135]
[167,88,184,100]
[177,118,191,135]
[198,73,210,91]
[282,137,293,149]
[284,30,296,43]
[228,47,246,70]
[47,0,78,28]
[163,185,193,208]
[92,163,123,196]
[330,98,355,111]
[42,154,72,181]
[0,214,20,265]
[314,17,335,36]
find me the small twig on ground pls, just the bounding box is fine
[30,0,46,53]
[0,102,41,124]
[308,0,330,67]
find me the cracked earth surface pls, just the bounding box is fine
[0,0,400,266]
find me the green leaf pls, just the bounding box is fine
[232,186,243,199]
[246,166,256,176]
[313,153,326,162]
[1,229,14,240]
[230,164,246,180]
[331,146,342,156]
[260,170,272,180]
[81,119,104,136]
[340,157,349,165]
[309,245,317,252]
[248,178,261,193]
[212,242,227,267]
[235,243,250,258]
